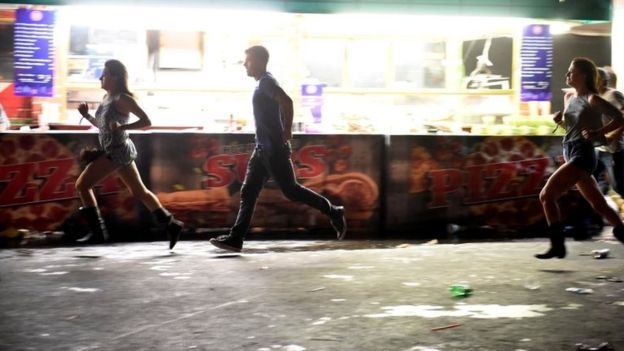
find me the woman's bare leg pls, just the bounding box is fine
[74,155,119,243]
[116,161,162,211]
[576,176,623,226]
[535,162,590,259]
[116,161,183,249]
[76,155,120,208]
[539,162,586,225]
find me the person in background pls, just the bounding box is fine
[537,57,624,259]
[603,65,618,89]
[0,101,9,131]
[592,68,624,197]
[209,45,346,253]
[76,59,183,249]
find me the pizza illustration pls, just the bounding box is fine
[0,134,80,232]
[0,134,136,236]
[464,136,552,228]
[409,146,441,193]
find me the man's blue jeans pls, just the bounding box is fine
[593,149,624,197]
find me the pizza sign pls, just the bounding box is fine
[0,134,127,231]
[0,158,78,206]
[427,157,550,208]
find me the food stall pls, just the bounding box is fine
[0,0,617,244]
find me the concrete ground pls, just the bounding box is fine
[1,232,624,351]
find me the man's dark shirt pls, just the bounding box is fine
[253,72,284,151]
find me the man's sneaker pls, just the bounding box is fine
[329,206,347,240]
[209,234,243,252]
[614,225,624,244]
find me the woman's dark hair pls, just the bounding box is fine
[572,57,598,94]
[104,59,133,96]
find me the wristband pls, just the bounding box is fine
[80,114,94,124]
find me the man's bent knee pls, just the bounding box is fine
[240,185,260,202]
[281,184,304,201]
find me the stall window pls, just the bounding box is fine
[69,26,139,56]
[202,34,250,87]
[393,41,446,89]
[302,39,344,87]
[68,26,141,82]
[347,40,388,88]
[0,23,13,81]
[255,37,290,86]
[156,31,203,70]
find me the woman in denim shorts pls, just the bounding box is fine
[536,57,624,259]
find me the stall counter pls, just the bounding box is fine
[0,131,384,242]
[1,131,602,245]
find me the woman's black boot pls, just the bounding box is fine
[613,225,624,244]
[153,208,184,249]
[535,222,566,259]
[76,207,109,244]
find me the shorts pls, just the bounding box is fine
[563,139,597,174]
[104,139,137,166]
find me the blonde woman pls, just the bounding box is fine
[76,59,183,249]
[537,57,624,259]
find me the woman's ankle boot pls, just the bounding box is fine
[152,208,184,249]
[613,225,624,244]
[535,222,566,259]
[76,207,109,244]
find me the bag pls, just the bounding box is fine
[79,146,105,167]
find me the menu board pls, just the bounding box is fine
[520,24,552,101]
[14,8,55,97]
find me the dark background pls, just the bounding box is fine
[551,33,612,111]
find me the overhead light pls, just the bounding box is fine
[549,22,572,35]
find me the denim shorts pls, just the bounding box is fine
[563,139,597,174]
[104,139,137,166]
